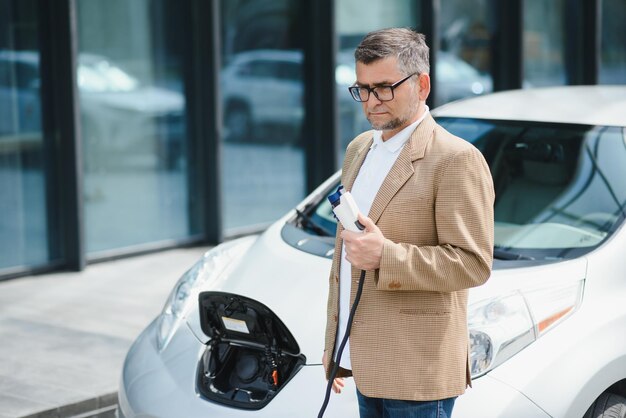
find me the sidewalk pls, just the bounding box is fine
[0,246,211,418]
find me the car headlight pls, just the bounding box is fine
[469,280,583,377]
[156,236,257,351]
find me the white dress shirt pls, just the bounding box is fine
[336,107,429,369]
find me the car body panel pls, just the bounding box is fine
[184,215,590,363]
[433,85,626,127]
[453,375,551,418]
[120,314,550,418]
[119,318,359,418]
[184,171,343,357]
[487,222,626,418]
[185,220,332,360]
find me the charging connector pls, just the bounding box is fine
[328,186,365,233]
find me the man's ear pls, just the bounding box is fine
[418,73,431,101]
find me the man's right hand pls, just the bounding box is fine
[322,351,345,394]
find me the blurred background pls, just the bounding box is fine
[1,0,624,281]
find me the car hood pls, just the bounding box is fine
[186,218,332,363]
[185,217,588,363]
[470,257,587,306]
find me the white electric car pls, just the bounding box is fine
[118,86,626,418]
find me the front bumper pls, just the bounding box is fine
[119,318,550,418]
[118,318,357,418]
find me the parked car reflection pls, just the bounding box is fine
[435,51,492,104]
[220,49,493,144]
[0,50,185,170]
[220,49,358,144]
[220,50,304,143]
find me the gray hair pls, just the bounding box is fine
[354,28,430,76]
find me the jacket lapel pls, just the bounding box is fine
[367,114,437,224]
[332,135,374,272]
[344,137,374,192]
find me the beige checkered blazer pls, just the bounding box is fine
[324,113,495,401]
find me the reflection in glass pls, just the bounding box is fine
[0,0,52,272]
[221,50,303,143]
[438,118,626,259]
[76,0,190,254]
[335,0,419,160]
[523,0,566,87]
[220,0,306,232]
[437,0,493,106]
[600,0,626,84]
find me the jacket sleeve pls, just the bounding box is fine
[377,145,495,292]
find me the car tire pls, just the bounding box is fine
[583,392,626,418]
[225,102,252,142]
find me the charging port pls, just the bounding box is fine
[197,292,306,410]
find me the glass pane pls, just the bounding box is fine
[523,0,566,87]
[0,0,53,272]
[437,0,493,106]
[220,1,306,232]
[600,0,626,84]
[335,0,420,163]
[76,0,191,254]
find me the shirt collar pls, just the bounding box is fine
[372,105,430,153]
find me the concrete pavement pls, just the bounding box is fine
[0,245,211,418]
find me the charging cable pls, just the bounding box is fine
[318,186,366,417]
[318,269,366,418]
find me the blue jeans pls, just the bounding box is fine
[357,388,456,418]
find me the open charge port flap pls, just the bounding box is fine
[197,291,306,410]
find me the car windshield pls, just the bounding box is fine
[303,118,626,261]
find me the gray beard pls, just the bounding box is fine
[368,116,405,131]
[368,98,420,132]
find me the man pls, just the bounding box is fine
[322,28,494,417]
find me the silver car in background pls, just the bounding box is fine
[220,49,493,144]
[118,86,626,418]
[220,49,359,144]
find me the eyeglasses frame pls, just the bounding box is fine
[348,73,418,102]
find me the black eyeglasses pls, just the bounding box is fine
[348,73,417,102]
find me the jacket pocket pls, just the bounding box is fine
[399,309,451,317]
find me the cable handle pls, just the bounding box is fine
[328,186,366,233]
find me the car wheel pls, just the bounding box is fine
[583,392,626,418]
[225,102,252,142]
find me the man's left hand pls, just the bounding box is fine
[341,213,384,270]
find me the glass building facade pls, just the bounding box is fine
[219,0,306,231]
[0,0,624,280]
[76,0,194,254]
[0,1,53,273]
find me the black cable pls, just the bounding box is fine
[318,269,367,418]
